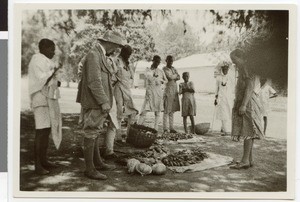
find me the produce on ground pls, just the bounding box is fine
[135,163,152,176]
[157,132,193,141]
[127,158,140,174]
[161,147,208,167]
[129,145,170,166]
[152,163,167,175]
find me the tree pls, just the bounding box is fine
[21,9,288,90]
[148,20,201,61]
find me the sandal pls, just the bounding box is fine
[229,162,250,170]
[228,160,239,166]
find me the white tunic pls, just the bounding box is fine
[28,53,62,149]
[140,67,166,112]
[215,74,233,121]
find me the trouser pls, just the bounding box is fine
[163,112,174,131]
[221,120,230,133]
[103,120,116,155]
[138,111,160,130]
[116,111,138,140]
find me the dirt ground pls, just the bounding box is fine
[20,111,286,192]
[19,80,287,192]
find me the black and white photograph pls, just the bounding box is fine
[12,3,296,199]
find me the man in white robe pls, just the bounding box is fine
[214,63,234,136]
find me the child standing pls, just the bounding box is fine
[179,72,196,134]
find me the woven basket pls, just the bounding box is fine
[195,123,210,135]
[126,124,158,148]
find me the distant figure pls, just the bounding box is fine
[258,78,278,135]
[214,63,232,136]
[28,38,62,175]
[179,72,196,134]
[113,45,139,136]
[163,55,180,133]
[138,55,167,130]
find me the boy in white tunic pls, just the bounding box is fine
[28,39,62,175]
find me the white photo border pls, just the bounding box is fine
[11,3,297,199]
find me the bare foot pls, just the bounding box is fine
[84,170,107,180]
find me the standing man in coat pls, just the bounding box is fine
[76,30,125,180]
[163,55,180,133]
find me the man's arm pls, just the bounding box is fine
[239,76,256,115]
[164,68,179,81]
[188,81,195,93]
[269,86,278,99]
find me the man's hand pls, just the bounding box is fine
[239,105,247,115]
[101,103,111,113]
[269,93,278,99]
[214,99,218,106]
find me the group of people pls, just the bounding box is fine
[137,55,197,134]
[28,30,277,179]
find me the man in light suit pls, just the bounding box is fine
[76,31,125,180]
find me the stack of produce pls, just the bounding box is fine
[161,147,208,167]
[130,145,170,165]
[157,132,193,141]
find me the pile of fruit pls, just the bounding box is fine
[157,132,193,141]
[127,159,167,176]
[130,145,169,165]
[161,147,208,167]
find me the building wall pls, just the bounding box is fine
[134,66,236,93]
[177,66,218,93]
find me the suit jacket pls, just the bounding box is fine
[76,43,114,109]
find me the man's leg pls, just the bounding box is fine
[163,112,168,132]
[190,116,195,134]
[93,136,116,170]
[263,116,267,135]
[169,112,177,133]
[40,128,58,169]
[34,129,50,175]
[154,111,160,131]
[137,111,147,125]
[83,136,107,180]
[169,112,174,131]
[221,120,230,136]
[183,116,188,134]
[128,111,138,126]
[104,120,117,158]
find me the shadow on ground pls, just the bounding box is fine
[20,111,287,192]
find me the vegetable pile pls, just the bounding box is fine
[161,147,208,167]
[157,132,193,141]
[131,145,169,163]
